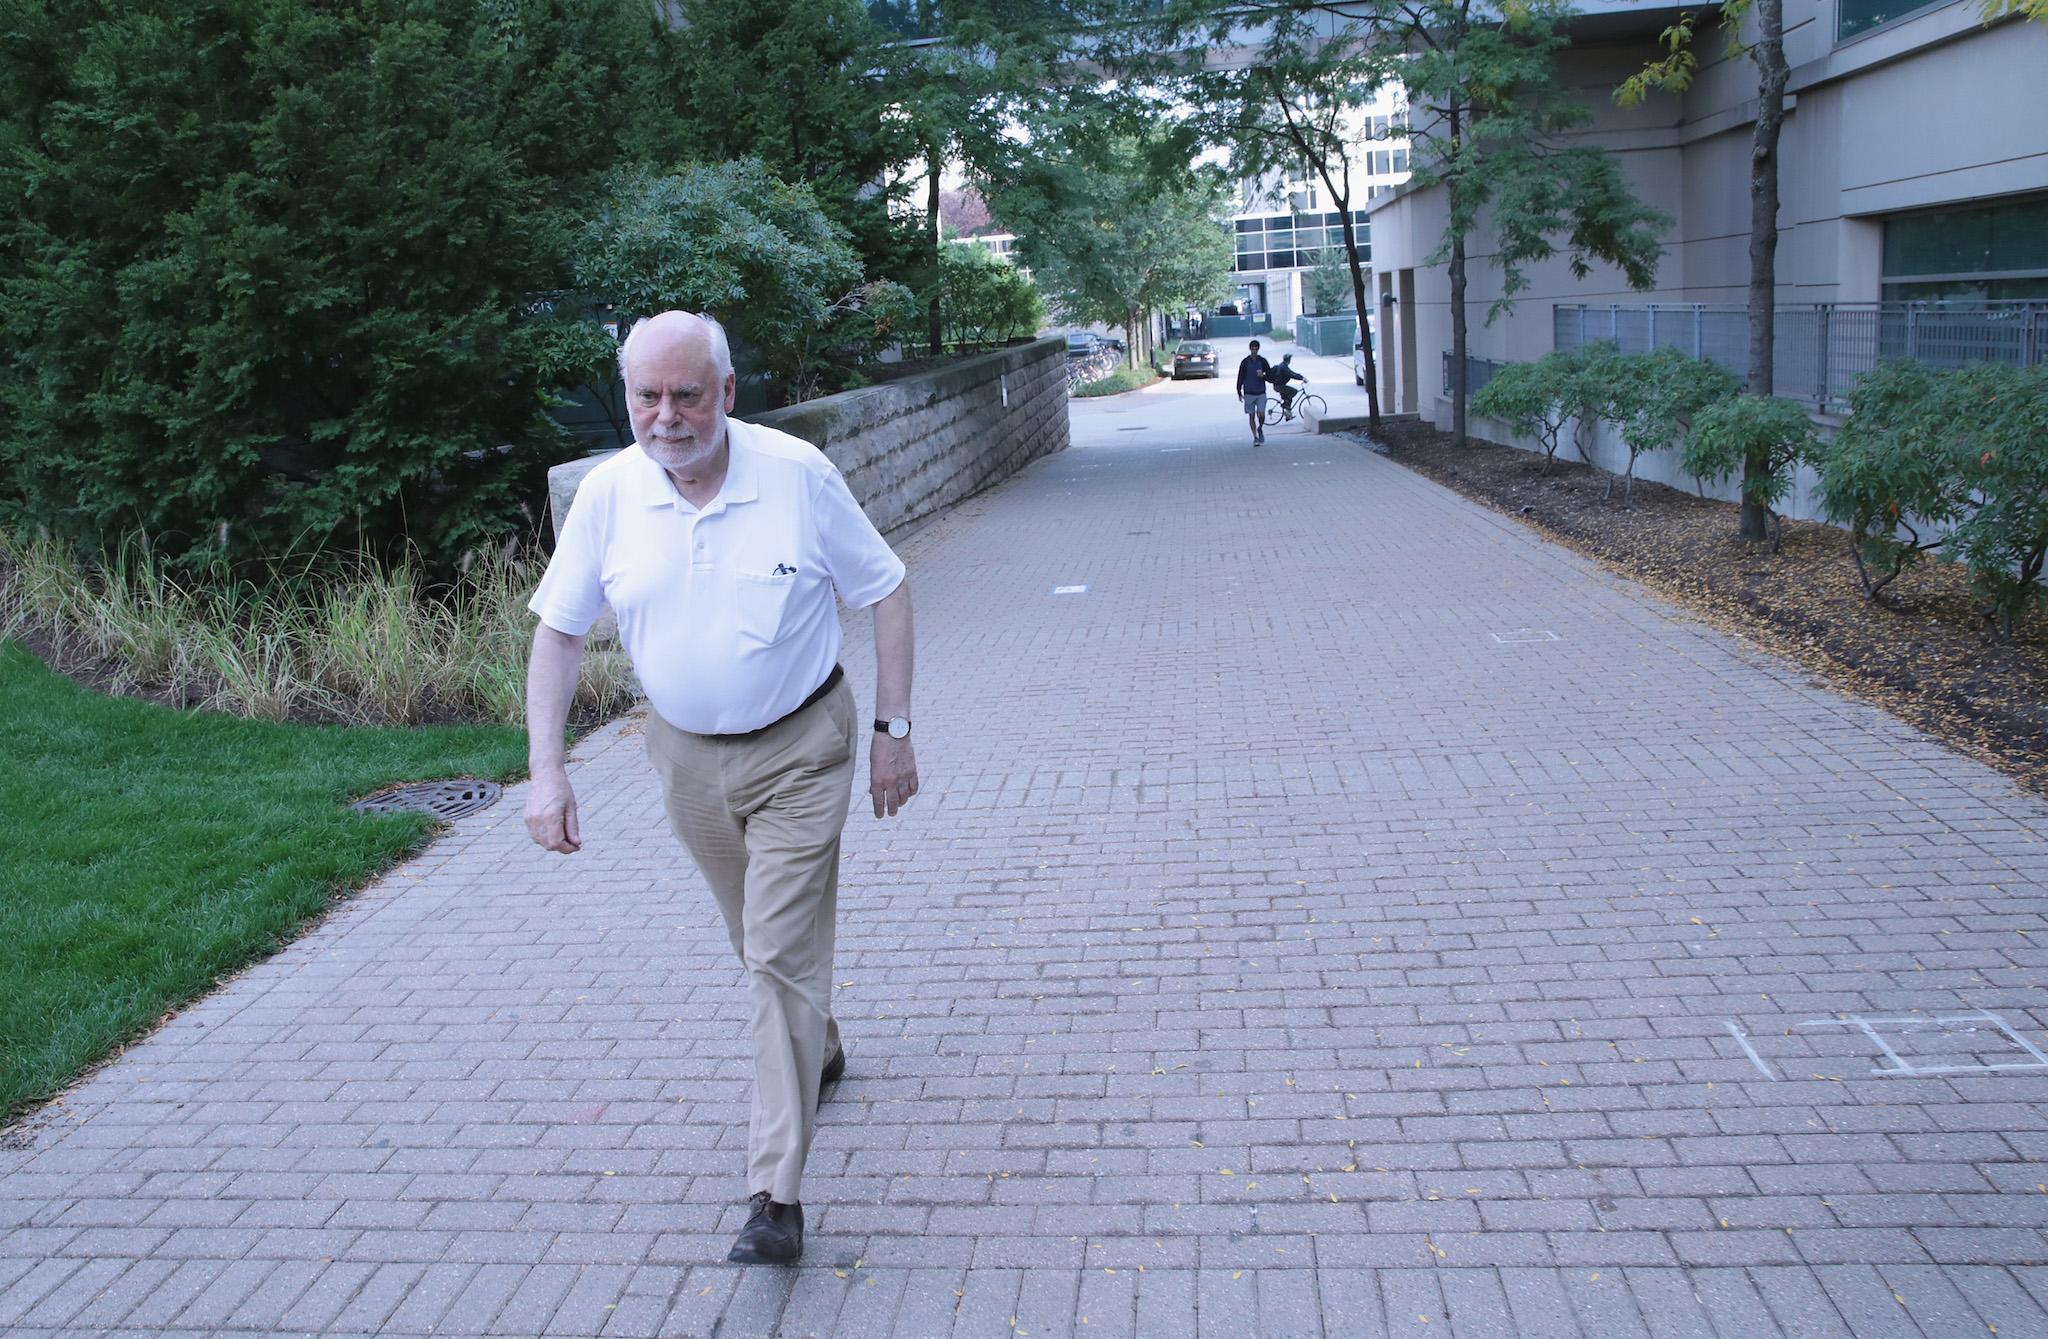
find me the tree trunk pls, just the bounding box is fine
[1335,209,1383,434]
[1126,306,1140,370]
[1447,102,1470,448]
[1450,221,1469,447]
[1741,0,1789,542]
[926,145,944,355]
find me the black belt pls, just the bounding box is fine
[708,665,842,740]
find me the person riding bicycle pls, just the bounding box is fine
[1266,354,1308,416]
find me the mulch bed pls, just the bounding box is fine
[1366,418,2048,799]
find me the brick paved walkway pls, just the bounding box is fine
[6,383,2048,1337]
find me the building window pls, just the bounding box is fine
[1839,0,1940,39]
[1881,193,2048,302]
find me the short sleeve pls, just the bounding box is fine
[527,478,609,636]
[813,466,905,610]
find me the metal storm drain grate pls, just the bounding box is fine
[1491,628,1559,644]
[353,779,502,821]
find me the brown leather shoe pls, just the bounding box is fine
[728,1191,803,1264]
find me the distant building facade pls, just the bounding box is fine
[1365,0,2048,428]
[1229,84,1412,328]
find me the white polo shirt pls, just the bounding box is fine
[529,419,905,734]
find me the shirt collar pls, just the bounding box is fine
[633,419,760,513]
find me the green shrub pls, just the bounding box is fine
[1593,347,1740,507]
[1820,361,2048,636]
[1815,362,1953,603]
[1074,366,1164,397]
[936,246,1046,349]
[1681,395,1823,550]
[575,159,914,406]
[0,0,665,570]
[1471,347,1609,472]
[1941,364,2048,637]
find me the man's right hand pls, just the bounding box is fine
[524,766,582,854]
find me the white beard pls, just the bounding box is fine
[643,425,722,475]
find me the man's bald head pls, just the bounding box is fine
[619,311,733,384]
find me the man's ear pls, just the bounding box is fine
[721,372,737,411]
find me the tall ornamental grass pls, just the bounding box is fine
[0,534,636,726]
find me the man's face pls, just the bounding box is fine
[1249,342,1260,355]
[626,329,737,476]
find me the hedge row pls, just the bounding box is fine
[1473,348,2048,638]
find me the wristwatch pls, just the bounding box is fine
[873,716,911,739]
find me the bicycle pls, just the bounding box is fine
[1263,390,1326,426]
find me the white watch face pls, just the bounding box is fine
[887,717,910,739]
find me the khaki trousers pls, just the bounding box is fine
[643,679,855,1204]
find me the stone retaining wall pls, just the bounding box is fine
[547,336,1069,539]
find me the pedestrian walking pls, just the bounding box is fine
[1236,338,1273,445]
[523,311,918,1265]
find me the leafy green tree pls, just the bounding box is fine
[1136,2,1395,429]
[1619,0,2044,543]
[648,0,913,282]
[885,1,1139,352]
[1306,246,1356,317]
[1401,0,1667,446]
[1141,0,1663,441]
[998,135,1235,369]
[1681,394,1821,550]
[0,0,665,569]
[937,245,1045,349]
[576,160,916,405]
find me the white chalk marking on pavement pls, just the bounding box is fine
[1052,585,1089,595]
[1159,447,1191,453]
[1797,1011,2048,1077]
[1724,1021,1778,1080]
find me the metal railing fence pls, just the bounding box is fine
[1442,351,1510,399]
[1297,314,1361,358]
[1553,302,2046,409]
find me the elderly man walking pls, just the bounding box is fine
[523,311,918,1264]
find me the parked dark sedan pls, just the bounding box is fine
[1171,341,1219,379]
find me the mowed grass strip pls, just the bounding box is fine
[0,640,527,1117]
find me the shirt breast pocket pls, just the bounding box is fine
[731,569,799,648]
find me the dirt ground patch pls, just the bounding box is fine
[1366,418,2048,799]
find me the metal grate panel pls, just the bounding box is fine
[353,779,502,821]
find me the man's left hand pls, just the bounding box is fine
[870,735,919,818]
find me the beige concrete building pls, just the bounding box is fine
[1229,85,1414,328]
[1366,0,2048,509]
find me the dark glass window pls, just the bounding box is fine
[1839,0,1939,39]
[1881,193,2048,302]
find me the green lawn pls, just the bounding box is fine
[0,641,527,1117]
